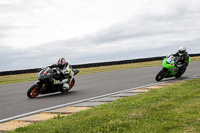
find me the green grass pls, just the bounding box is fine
[10,78,200,133]
[1,56,200,85]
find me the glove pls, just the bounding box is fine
[52,68,57,73]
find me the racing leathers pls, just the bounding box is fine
[50,62,74,91]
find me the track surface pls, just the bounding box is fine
[0,61,199,120]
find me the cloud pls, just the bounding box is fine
[0,0,145,48]
[0,0,200,71]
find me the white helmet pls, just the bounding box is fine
[57,57,67,69]
[178,46,186,56]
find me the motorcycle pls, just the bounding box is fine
[27,67,79,98]
[155,55,191,81]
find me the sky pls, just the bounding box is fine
[0,0,200,71]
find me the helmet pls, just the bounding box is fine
[57,58,67,69]
[178,46,186,56]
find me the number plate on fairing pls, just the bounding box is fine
[167,58,173,63]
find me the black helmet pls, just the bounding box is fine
[57,58,67,69]
[178,46,186,56]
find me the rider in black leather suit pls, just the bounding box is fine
[172,46,189,77]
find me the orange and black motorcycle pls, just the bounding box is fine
[27,67,79,98]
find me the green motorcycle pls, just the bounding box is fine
[155,55,191,81]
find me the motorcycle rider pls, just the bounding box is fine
[172,46,189,77]
[50,57,74,91]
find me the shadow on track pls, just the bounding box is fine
[26,91,78,100]
[156,76,190,82]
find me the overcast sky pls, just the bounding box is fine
[0,0,200,71]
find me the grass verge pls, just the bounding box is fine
[1,56,200,85]
[10,78,200,133]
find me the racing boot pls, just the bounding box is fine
[63,83,69,92]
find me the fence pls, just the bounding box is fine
[0,54,200,76]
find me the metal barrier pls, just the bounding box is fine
[0,54,200,76]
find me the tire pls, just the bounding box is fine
[175,73,181,78]
[69,78,75,90]
[155,69,166,81]
[27,84,40,98]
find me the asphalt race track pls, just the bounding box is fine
[0,61,200,121]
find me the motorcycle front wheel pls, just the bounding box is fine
[27,84,40,98]
[155,69,166,81]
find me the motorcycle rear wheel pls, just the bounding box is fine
[175,67,186,78]
[27,84,40,98]
[69,78,75,90]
